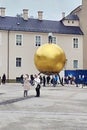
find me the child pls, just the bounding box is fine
[23,74,30,97]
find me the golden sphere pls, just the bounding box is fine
[34,43,66,75]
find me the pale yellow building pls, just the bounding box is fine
[0,0,86,81]
[70,0,87,69]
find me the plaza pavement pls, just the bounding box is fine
[0,83,87,130]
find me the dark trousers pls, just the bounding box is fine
[35,84,41,97]
[24,90,28,97]
[36,88,40,97]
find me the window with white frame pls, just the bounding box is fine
[73,60,78,68]
[16,57,22,67]
[16,34,22,46]
[73,38,78,48]
[35,36,41,46]
[52,36,56,44]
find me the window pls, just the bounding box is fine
[52,37,56,44]
[16,57,21,67]
[73,38,78,48]
[73,60,78,68]
[72,20,74,24]
[16,34,22,45]
[35,36,41,46]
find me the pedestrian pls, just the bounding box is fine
[20,74,24,84]
[0,76,1,85]
[34,75,41,97]
[23,74,30,97]
[43,75,46,87]
[39,75,43,84]
[46,75,50,85]
[51,75,56,87]
[2,73,6,84]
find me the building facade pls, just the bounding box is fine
[0,0,85,81]
[70,0,87,69]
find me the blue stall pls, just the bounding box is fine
[65,70,87,85]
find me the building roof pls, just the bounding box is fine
[0,16,83,35]
[63,14,79,20]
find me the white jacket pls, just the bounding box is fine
[34,77,40,88]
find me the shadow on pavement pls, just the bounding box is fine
[0,93,4,95]
[0,95,34,105]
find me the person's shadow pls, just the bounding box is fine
[0,95,34,105]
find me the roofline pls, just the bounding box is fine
[0,28,83,35]
[70,5,82,14]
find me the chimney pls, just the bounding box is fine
[38,11,43,20]
[23,9,28,20]
[0,7,5,17]
[62,12,65,18]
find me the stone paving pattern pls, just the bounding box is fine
[0,83,87,130]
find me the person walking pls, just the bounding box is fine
[46,75,50,85]
[43,75,46,87]
[23,74,30,97]
[0,76,1,85]
[30,74,34,86]
[2,73,6,84]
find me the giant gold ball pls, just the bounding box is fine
[34,43,66,74]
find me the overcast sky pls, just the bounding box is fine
[0,0,82,20]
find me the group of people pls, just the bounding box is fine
[23,74,41,97]
[22,73,64,97]
[64,76,75,85]
[28,74,62,87]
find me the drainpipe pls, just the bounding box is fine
[7,30,9,82]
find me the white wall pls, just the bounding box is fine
[0,31,83,80]
[63,20,79,26]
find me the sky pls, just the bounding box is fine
[0,0,82,20]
